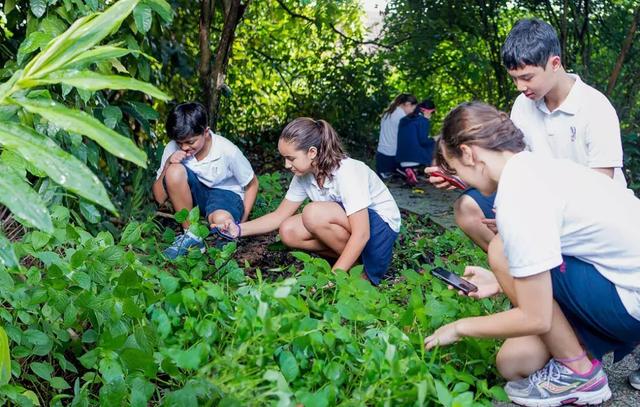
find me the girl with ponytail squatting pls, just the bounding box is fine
[424,102,640,407]
[217,118,401,284]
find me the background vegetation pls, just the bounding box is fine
[0,0,638,405]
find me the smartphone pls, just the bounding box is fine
[430,267,478,294]
[428,170,467,190]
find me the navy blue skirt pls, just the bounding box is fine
[551,256,640,362]
[361,208,398,285]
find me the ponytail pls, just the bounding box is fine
[382,93,418,118]
[280,117,347,186]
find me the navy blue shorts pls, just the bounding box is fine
[164,164,244,221]
[551,256,640,362]
[361,208,398,285]
[461,188,496,219]
[375,152,397,176]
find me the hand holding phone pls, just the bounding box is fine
[427,170,467,190]
[430,267,478,294]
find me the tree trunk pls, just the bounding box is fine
[209,0,249,130]
[607,5,640,96]
[199,0,216,114]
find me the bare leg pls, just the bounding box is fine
[489,236,593,375]
[497,336,550,380]
[279,214,334,254]
[300,202,352,255]
[454,194,495,252]
[164,164,193,229]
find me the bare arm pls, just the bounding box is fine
[220,198,302,237]
[332,209,370,272]
[425,271,553,349]
[592,167,614,179]
[241,175,259,222]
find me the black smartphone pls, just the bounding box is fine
[430,267,478,294]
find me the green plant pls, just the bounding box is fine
[0,0,170,235]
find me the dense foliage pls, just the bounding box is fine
[0,0,639,405]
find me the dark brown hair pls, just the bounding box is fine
[436,101,526,174]
[382,93,418,118]
[280,117,347,186]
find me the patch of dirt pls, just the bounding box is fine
[232,232,302,280]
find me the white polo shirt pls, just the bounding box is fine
[285,158,401,232]
[510,74,626,186]
[156,131,255,199]
[495,151,640,321]
[377,107,406,156]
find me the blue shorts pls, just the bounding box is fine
[164,164,244,221]
[375,152,397,176]
[551,256,640,362]
[461,188,496,219]
[361,208,398,285]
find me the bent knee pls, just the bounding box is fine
[279,219,300,246]
[454,196,485,229]
[301,203,327,231]
[164,163,188,185]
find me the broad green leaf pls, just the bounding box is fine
[62,45,134,70]
[15,98,147,168]
[0,234,19,269]
[133,4,153,33]
[39,15,68,38]
[49,377,71,389]
[23,0,140,79]
[129,376,155,407]
[30,361,53,381]
[80,201,101,224]
[120,222,142,245]
[0,164,53,233]
[17,32,53,65]
[0,326,11,385]
[29,0,46,18]
[102,106,123,129]
[0,121,115,212]
[278,351,299,382]
[143,0,172,23]
[21,70,170,100]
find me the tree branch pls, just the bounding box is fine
[274,0,408,50]
[607,4,640,96]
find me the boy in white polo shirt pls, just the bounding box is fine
[152,102,259,259]
[431,18,626,252]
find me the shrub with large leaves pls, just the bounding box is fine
[0,0,170,235]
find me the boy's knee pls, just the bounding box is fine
[454,195,484,230]
[164,163,188,186]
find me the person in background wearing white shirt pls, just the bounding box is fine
[424,102,640,407]
[152,102,259,259]
[376,93,418,179]
[218,117,401,285]
[427,19,626,252]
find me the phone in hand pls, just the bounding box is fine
[427,170,467,190]
[430,267,478,294]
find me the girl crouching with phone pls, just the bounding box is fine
[424,102,640,407]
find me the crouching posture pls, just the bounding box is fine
[424,102,640,407]
[219,117,401,284]
[152,102,258,258]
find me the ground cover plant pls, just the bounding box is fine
[0,174,510,405]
